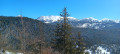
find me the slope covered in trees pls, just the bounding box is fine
[0,15,120,54]
[0,16,47,53]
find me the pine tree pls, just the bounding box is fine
[76,32,86,54]
[51,21,63,51]
[51,7,77,54]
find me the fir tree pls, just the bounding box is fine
[51,20,63,51]
[76,32,86,54]
[51,7,77,54]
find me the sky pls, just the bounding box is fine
[0,0,120,20]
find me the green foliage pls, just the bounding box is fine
[76,32,86,54]
[85,52,89,54]
[28,41,42,54]
[51,8,86,54]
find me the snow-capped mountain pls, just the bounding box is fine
[37,16,60,23]
[37,16,120,29]
[37,16,78,23]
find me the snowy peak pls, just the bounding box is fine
[37,16,120,29]
[100,18,113,22]
[81,17,99,22]
[100,18,120,23]
[37,16,120,23]
[37,16,78,23]
[37,16,61,23]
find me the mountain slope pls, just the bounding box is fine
[0,16,46,51]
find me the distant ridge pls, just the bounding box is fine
[37,16,120,29]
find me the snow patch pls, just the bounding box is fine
[0,50,23,54]
[95,46,110,54]
[84,46,111,54]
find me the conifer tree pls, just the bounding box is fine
[52,7,86,54]
[76,32,86,54]
[51,20,62,51]
[52,7,77,54]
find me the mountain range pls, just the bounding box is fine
[37,16,120,29]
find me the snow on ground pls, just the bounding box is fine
[84,49,92,54]
[95,46,110,54]
[84,46,110,54]
[0,50,23,54]
[0,46,110,54]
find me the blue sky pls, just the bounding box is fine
[0,0,120,20]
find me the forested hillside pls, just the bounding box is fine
[0,16,120,54]
[0,16,47,53]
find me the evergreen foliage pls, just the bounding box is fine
[76,32,86,54]
[51,8,86,54]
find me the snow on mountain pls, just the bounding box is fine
[114,20,120,23]
[16,15,22,17]
[37,16,120,23]
[100,18,114,23]
[37,16,120,29]
[37,16,61,23]
[81,17,99,22]
[37,16,78,23]
[99,18,120,23]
